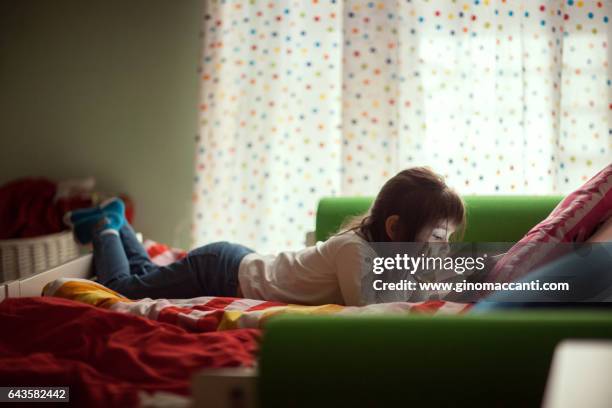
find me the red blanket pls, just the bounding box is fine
[0,296,260,407]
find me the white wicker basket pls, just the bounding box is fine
[0,231,79,282]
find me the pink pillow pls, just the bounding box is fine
[488,164,612,283]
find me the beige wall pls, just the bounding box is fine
[0,0,201,249]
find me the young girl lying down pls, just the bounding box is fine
[65,167,465,306]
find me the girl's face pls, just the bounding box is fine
[416,219,456,243]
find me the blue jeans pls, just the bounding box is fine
[472,242,612,312]
[93,224,254,299]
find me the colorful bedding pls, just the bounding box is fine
[43,277,471,333]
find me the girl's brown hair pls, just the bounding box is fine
[341,167,465,242]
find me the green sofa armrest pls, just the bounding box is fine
[259,313,612,407]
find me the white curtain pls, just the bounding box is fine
[193,0,611,253]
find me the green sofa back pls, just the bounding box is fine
[315,195,564,242]
[259,313,612,407]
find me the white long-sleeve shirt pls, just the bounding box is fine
[238,231,376,306]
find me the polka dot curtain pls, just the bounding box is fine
[193,0,611,253]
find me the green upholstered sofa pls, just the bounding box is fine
[314,195,565,242]
[258,196,612,407]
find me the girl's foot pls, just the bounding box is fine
[98,197,125,231]
[63,197,126,244]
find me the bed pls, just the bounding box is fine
[0,236,470,408]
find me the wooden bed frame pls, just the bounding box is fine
[0,254,94,301]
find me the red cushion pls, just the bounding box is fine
[488,164,612,282]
